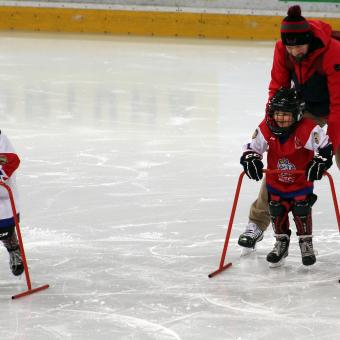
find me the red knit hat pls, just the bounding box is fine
[281,5,312,46]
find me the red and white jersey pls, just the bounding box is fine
[243,118,330,198]
[0,132,20,225]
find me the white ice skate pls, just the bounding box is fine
[238,222,263,256]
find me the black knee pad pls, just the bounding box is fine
[0,225,15,240]
[292,195,316,216]
[292,194,317,217]
[269,200,286,218]
[292,201,311,217]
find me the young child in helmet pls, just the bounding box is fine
[240,87,333,267]
[0,131,24,276]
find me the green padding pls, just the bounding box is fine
[280,0,340,2]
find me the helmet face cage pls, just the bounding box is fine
[267,87,305,136]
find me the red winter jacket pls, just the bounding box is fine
[268,20,340,151]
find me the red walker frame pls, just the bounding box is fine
[0,182,49,299]
[208,169,340,278]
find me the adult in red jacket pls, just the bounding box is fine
[238,5,340,250]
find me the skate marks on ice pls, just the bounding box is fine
[0,232,183,339]
[40,309,182,340]
[206,229,340,337]
[0,218,223,338]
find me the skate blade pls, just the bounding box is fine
[240,247,256,257]
[269,258,286,268]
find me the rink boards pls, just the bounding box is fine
[0,5,340,40]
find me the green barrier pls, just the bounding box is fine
[280,0,340,3]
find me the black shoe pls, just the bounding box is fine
[266,233,290,264]
[9,247,24,276]
[238,223,263,248]
[299,236,316,266]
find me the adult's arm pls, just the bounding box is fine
[323,39,340,151]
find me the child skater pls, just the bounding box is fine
[0,130,23,276]
[239,87,333,266]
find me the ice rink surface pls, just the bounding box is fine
[0,32,340,340]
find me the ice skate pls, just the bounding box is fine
[267,233,290,267]
[8,246,24,276]
[238,222,263,251]
[299,235,316,266]
[2,232,24,276]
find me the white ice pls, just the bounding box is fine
[0,32,340,340]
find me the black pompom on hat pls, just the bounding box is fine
[281,5,312,46]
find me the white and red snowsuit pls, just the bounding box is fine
[0,131,20,237]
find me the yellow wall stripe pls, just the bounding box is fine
[0,6,339,39]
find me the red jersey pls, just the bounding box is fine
[243,118,330,199]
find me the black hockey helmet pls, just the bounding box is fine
[266,87,305,136]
